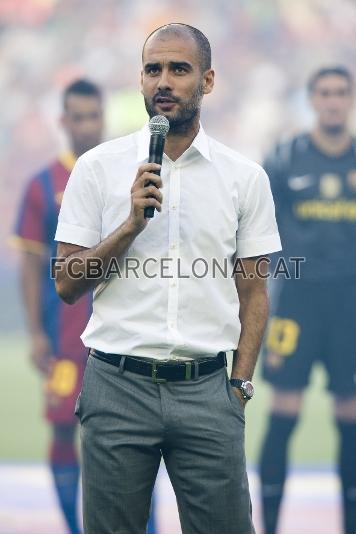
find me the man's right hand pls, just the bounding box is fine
[128,163,163,233]
[30,331,55,375]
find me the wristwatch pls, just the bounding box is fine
[229,378,254,400]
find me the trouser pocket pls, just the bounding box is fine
[74,393,81,418]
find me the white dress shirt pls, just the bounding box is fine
[55,124,281,360]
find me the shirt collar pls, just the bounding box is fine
[136,122,211,163]
[191,123,211,161]
[59,151,77,172]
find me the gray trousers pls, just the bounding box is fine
[75,354,255,534]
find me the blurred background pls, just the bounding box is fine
[1,0,356,532]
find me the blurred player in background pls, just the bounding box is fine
[13,79,104,534]
[259,66,356,534]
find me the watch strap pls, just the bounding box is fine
[229,378,244,389]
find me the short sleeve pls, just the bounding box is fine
[236,167,282,258]
[55,156,102,248]
[12,176,47,254]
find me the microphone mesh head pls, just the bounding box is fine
[149,115,170,137]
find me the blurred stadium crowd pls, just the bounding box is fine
[1,0,356,330]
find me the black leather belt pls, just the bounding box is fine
[91,349,227,382]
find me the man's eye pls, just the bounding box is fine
[148,67,159,75]
[175,67,186,74]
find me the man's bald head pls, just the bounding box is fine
[142,23,211,73]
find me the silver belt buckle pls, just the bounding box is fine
[151,362,167,383]
[184,361,192,380]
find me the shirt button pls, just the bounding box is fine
[171,282,176,288]
[171,244,177,250]
[171,205,177,210]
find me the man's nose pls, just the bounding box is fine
[157,68,173,91]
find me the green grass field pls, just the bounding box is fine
[0,333,337,464]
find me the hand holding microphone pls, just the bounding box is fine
[129,163,162,233]
[128,116,169,234]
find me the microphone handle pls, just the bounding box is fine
[144,134,165,219]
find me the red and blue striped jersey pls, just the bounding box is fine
[14,153,91,362]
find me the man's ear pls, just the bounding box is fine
[140,70,144,95]
[203,69,215,95]
[60,113,66,130]
[309,93,318,114]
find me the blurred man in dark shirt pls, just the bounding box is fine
[259,66,356,534]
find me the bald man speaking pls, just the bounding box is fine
[54,24,281,534]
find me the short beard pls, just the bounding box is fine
[73,138,101,157]
[144,83,204,134]
[321,124,345,136]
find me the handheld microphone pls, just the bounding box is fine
[144,115,170,219]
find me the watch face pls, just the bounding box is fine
[243,381,254,398]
